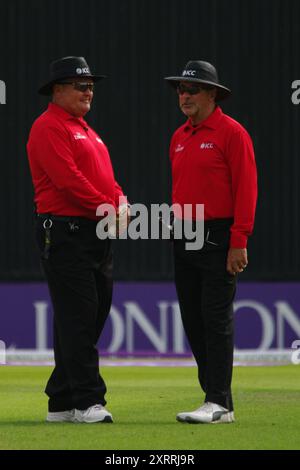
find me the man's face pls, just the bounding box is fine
[53,78,94,117]
[177,81,216,120]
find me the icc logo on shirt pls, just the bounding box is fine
[200,142,214,149]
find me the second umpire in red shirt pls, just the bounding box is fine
[27,56,128,424]
[165,61,257,424]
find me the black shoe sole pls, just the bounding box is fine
[100,416,113,423]
[176,416,202,424]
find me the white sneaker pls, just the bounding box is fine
[73,404,113,423]
[176,402,235,424]
[46,409,75,422]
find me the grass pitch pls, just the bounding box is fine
[0,365,300,450]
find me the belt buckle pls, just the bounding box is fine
[42,218,53,230]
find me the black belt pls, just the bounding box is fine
[171,217,233,245]
[202,217,233,230]
[37,213,96,224]
[173,217,233,231]
[37,214,97,260]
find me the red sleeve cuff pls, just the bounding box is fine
[230,232,248,249]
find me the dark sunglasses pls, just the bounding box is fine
[58,82,94,92]
[176,83,204,95]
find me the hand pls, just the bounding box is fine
[226,248,248,275]
[116,204,131,236]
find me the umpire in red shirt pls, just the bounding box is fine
[27,56,128,424]
[165,60,257,424]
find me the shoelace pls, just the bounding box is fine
[197,402,213,413]
[91,404,104,411]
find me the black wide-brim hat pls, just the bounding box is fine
[165,60,231,102]
[38,56,106,95]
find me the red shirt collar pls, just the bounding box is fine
[47,102,88,128]
[184,106,223,132]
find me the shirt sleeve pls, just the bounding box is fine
[114,181,126,207]
[225,128,258,248]
[32,124,116,213]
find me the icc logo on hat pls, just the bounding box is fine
[182,70,196,77]
[76,67,90,75]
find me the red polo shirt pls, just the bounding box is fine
[170,106,257,248]
[27,103,124,219]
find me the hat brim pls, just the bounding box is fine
[38,75,107,96]
[164,77,231,102]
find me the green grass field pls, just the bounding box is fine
[0,365,300,450]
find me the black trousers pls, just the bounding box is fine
[36,216,113,412]
[173,219,236,411]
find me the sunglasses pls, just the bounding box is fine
[176,83,204,95]
[58,82,94,92]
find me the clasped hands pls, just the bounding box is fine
[108,204,131,237]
